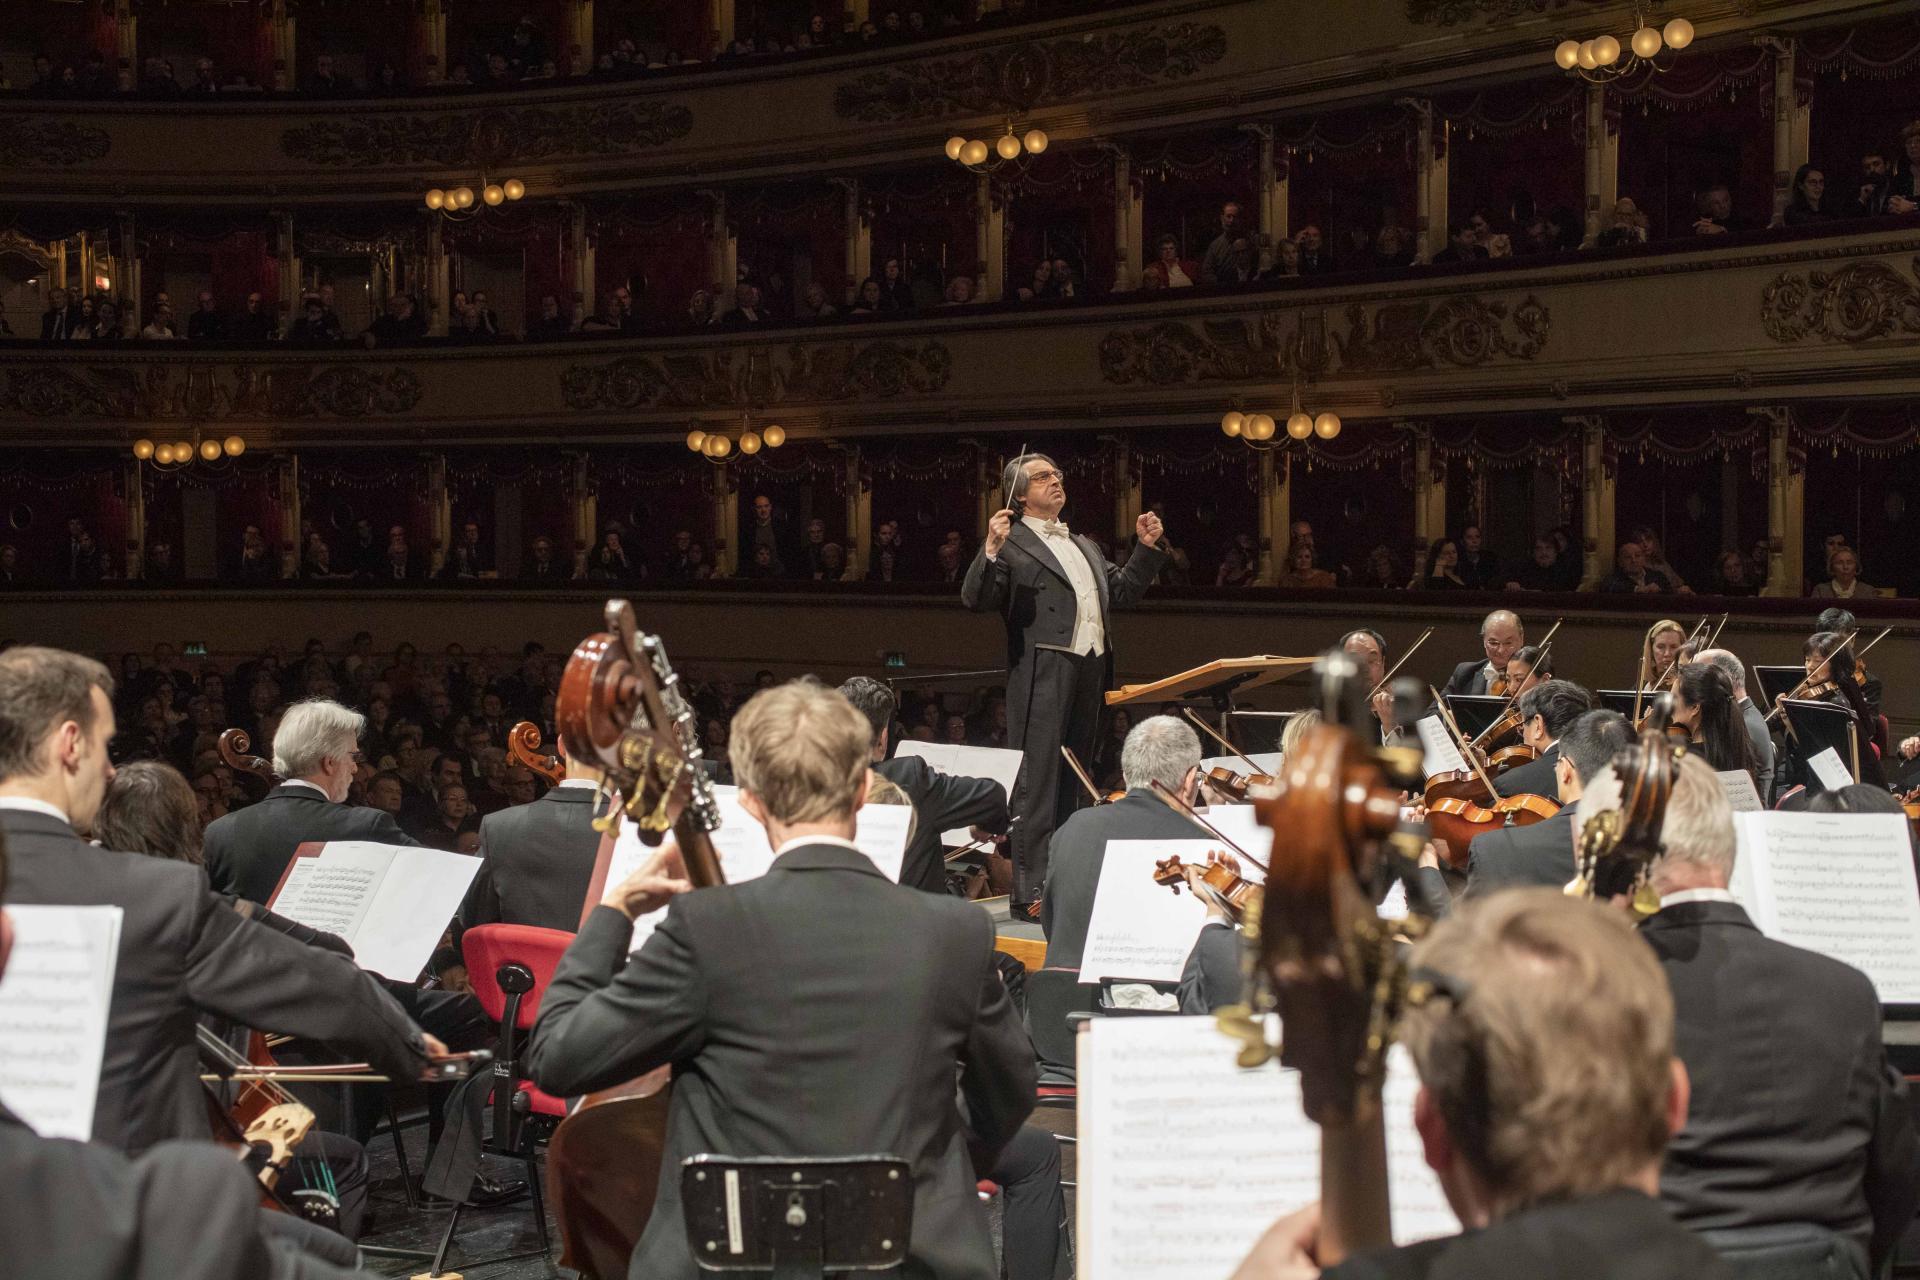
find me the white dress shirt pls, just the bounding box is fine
[1021,514,1104,656]
[0,795,72,824]
[1657,886,1739,909]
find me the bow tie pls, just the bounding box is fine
[1038,520,1070,539]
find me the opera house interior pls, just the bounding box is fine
[6,0,1920,1277]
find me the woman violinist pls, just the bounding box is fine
[1668,663,1759,786]
[1502,644,1553,697]
[1782,632,1888,788]
[1640,619,1688,688]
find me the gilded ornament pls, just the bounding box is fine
[0,365,420,420]
[833,23,1226,121]
[1404,0,1604,26]
[1760,259,1920,344]
[562,341,951,411]
[0,118,111,167]
[282,101,693,167]
[1336,294,1549,372]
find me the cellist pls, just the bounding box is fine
[527,681,1034,1280]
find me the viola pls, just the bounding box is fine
[1484,740,1538,774]
[1202,764,1274,802]
[1568,692,1684,915]
[1152,853,1260,921]
[1425,791,1560,869]
[547,600,725,1278]
[507,720,565,786]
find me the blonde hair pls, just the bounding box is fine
[1401,889,1674,1212]
[728,680,872,825]
[1641,619,1685,675]
[1280,709,1322,757]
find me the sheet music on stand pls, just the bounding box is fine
[0,904,123,1139]
[1778,700,1859,793]
[1078,1016,1456,1280]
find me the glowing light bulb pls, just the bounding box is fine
[687,429,708,452]
[133,438,155,460]
[945,136,966,161]
[996,134,1022,161]
[1313,412,1342,440]
[503,179,525,200]
[1630,26,1661,58]
[1577,40,1598,69]
[223,435,246,457]
[1287,413,1313,440]
[1023,129,1048,154]
[960,140,989,167]
[1221,411,1245,438]
[739,431,763,455]
[763,425,786,448]
[425,188,446,210]
[1591,34,1620,66]
[199,439,223,461]
[1554,39,1581,69]
[1663,17,1694,49]
[483,184,505,206]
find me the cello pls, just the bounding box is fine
[1566,693,1686,918]
[546,601,725,1280]
[507,720,566,786]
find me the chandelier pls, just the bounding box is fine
[686,414,787,464]
[425,176,525,217]
[944,121,1049,172]
[1554,11,1693,81]
[1220,397,1342,450]
[133,434,247,469]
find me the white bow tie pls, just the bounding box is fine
[1038,520,1070,539]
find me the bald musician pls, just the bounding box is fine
[1588,752,1918,1277]
[1341,629,1410,748]
[961,452,1167,911]
[1442,610,1524,697]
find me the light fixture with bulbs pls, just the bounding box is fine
[944,121,1049,173]
[133,434,247,470]
[1552,10,1693,82]
[1221,396,1342,450]
[686,414,788,464]
[425,175,526,218]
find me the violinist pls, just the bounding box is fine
[1039,715,1206,970]
[527,681,1035,1280]
[0,647,443,1157]
[1785,632,1887,789]
[0,838,373,1280]
[1599,753,1919,1277]
[1816,608,1884,715]
[1501,643,1553,695]
[1668,663,1758,786]
[1416,709,1630,907]
[1693,649,1775,803]
[1175,850,1246,1015]
[1490,680,1590,801]
[1641,619,1687,686]
[1441,610,1525,697]
[1232,891,1726,1280]
[1340,629,1409,747]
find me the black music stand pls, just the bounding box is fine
[1752,666,1808,707]
[1778,699,1860,793]
[1595,690,1648,719]
[1443,694,1509,739]
[681,1155,912,1278]
[1227,710,1295,754]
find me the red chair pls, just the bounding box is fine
[426,925,575,1277]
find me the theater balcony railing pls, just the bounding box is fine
[6,224,1920,445]
[2,0,1901,204]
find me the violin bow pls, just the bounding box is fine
[1429,683,1500,798]
[1148,778,1269,875]
[1180,706,1266,775]
[1854,626,1893,667]
[1367,627,1434,701]
[1704,612,1731,650]
[1764,628,1859,724]
[1060,746,1104,804]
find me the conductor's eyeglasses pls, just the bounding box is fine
[1026,469,1063,484]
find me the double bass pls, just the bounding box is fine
[508,720,566,786]
[546,601,725,1280]
[1566,692,1686,917]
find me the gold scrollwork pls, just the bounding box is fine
[1760,258,1920,344]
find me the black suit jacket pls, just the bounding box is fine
[1644,900,1918,1269]
[462,785,602,932]
[0,1103,365,1280]
[1492,743,1559,800]
[1041,788,1199,968]
[0,809,429,1154]
[960,524,1165,746]
[874,753,1010,894]
[528,842,1035,1280]
[1442,658,1494,697]
[203,783,420,905]
[1327,1188,1731,1280]
[1465,803,1576,896]
[1177,920,1243,1013]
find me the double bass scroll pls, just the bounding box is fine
[507,720,565,787]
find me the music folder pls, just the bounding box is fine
[1777,699,1860,790]
[266,841,482,982]
[1751,665,1810,707]
[1595,689,1652,719]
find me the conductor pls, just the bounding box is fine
[962,453,1166,912]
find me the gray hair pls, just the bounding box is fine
[272,698,365,779]
[1000,453,1058,506]
[1653,753,1738,879]
[1693,648,1747,697]
[1119,715,1202,793]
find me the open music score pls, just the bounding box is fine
[589,785,913,953]
[1728,812,1920,1003]
[1715,771,1764,813]
[1078,1017,1456,1280]
[268,841,481,982]
[0,904,122,1139]
[1081,838,1268,983]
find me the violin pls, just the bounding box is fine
[507,720,565,786]
[547,600,726,1280]
[1062,746,1124,805]
[1425,791,1560,868]
[1179,708,1274,800]
[1469,621,1563,764]
[1152,853,1259,922]
[1242,648,1430,1261]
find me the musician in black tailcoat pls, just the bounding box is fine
[960,453,1166,909]
[461,734,606,932]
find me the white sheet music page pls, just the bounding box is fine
[1081,839,1247,983]
[1188,803,1277,865]
[894,742,1025,844]
[271,843,390,942]
[617,786,911,953]
[1715,770,1763,813]
[1805,747,1854,792]
[1078,1017,1455,1280]
[1733,812,1920,1002]
[0,905,123,1139]
[272,843,481,982]
[1415,717,1468,779]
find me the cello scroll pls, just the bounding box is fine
[507,720,565,786]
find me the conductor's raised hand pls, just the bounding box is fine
[984,508,1015,557]
[1136,511,1164,548]
[602,841,693,920]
